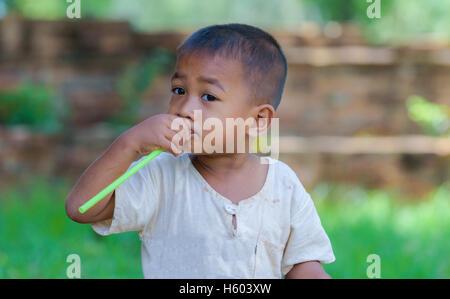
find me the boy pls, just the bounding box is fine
[66,24,335,278]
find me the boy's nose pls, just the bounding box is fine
[175,96,200,121]
[176,111,193,122]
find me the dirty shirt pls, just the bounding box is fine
[91,152,335,278]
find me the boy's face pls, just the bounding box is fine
[168,52,264,154]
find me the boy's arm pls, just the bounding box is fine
[285,261,331,279]
[65,114,186,224]
[65,135,136,224]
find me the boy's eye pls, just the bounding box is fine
[201,94,217,102]
[172,87,185,95]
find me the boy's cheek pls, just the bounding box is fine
[179,119,251,154]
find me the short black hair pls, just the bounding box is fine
[176,24,287,110]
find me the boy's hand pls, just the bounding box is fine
[120,114,190,157]
[65,114,190,223]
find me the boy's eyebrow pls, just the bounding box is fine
[171,72,225,92]
[171,72,185,81]
[198,76,225,92]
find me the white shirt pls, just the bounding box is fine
[92,152,335,278]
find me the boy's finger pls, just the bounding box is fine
[161,134,183,157]
[156,137,176,157]
[168,116,192,133]
[164,128,185,145]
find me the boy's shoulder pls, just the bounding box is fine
[137,151,182,168]
[265,156,311,204]
[265,156,302,185]
[134,153,307,193]
[131,152,185,180]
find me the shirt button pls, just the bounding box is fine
[224,203,237,215]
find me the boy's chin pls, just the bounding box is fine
[180,139,251,155]
[183,150,250,156]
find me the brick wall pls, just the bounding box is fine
[1,17,449,194]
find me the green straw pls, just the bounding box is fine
[78,149,164,214]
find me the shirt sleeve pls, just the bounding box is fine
[281,185,335,276]
[91,156,160,236]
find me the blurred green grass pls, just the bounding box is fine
[0,177,448,278]
[314,183,450,278]
[0,178,141,278]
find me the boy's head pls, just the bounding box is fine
[175,23,287,110]
[168,24,287,154]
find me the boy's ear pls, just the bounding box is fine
[248,104,275,136]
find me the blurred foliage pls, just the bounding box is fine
[0,177,141,278]
[361,0,450,44]
[2,0,450,44]
[303,0,393,23]
[406,95,450,136]
[3,0,111,19]
[108,49,174,129]
[314,182,450,278]
[0,82,69,135]
[0,177,448,278]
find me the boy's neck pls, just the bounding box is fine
[188,153,259,177]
